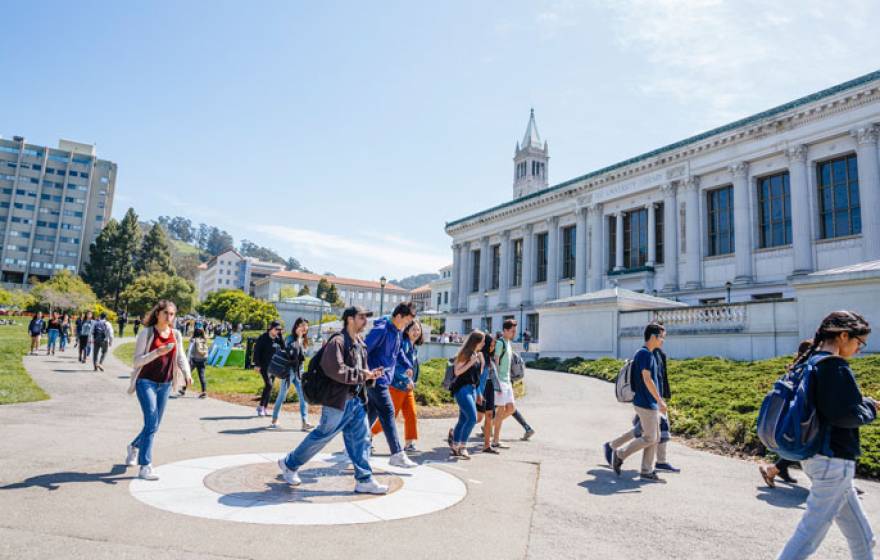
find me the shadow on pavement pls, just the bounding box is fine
[755,485,808,509]
[201,415,257,421]
[0,464,134,491]
[220,427,272,435]
[579,468,645,495]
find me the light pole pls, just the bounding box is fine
[518,303,524,342]
[569,277,575,297]
[379,276,387,316]
[725,281,732,304]
[482,290,488,331]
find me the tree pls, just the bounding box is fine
[31,270,98,313]
[285,257,303,271]
[239,240,286,265]
[110,208,142,309]
[168,216,195,243]
[196,289,278,329]
[137,223,175,275]
[8,289,36,312]
[172,251,202,283]
[297,285,311,296]
[325,284,343,307]
[0,287,11,307]
[205,227,234,256]
[278,286,298,300]
[316,278,331,300]
[120,272,196,317]
[196,223,210,253]
[82,218,119,299]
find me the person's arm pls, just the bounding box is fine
[252,336,265,369]
[187,338,194,361]
[320,337,370,385]
[454,353,480,376]
[172,330,192,383]
[106,321,114,345]
[817,361,876,428]
[478,363,489,395]
[132,329,170,369]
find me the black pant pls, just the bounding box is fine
[191,360,206,392]
[78,335,89,362]
[367,384,403,455]
[775,458,797,471]
[93,339,108,367]
[259,368,273,408]
[513,410,532,432]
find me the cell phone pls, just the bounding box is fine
[165,343,175,350]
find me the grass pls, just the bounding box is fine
[0,323,49,405]
[528,355,880,478]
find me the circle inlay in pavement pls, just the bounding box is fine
[129,452,466,525]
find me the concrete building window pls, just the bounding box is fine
[535,232,548,283]
[707,186,734,256]
[512,238,523,287]
[491,244,500,290]
[758,172,792,248]
[561,225,576,279]
[437,293,442,307]
[471,249,481,293]
[444,291,449,304]
[526,313,539,342]
[607,215,617,272]
[623,208,648,269]
[462,319,473,334]
[655,203,664,265]
[817,154,861,239]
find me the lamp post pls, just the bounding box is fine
[518,303,524,342]
[725,281,732,304]
[569,277,575,297]
[482,290,489,331]
[379,276,387,316]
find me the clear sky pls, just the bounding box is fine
[2,1,879,281]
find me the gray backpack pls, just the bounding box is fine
[614,359,635,403]
[510,352,525,382]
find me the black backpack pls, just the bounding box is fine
[92,320,107,342]
[301,333,346,405]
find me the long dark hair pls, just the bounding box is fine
[787,339,813,372]
[481,333,495,366]
[192,327,206,339]
[145,300,176,328]
[404,320,424,346]
[794,310,871,367]
[291,317,310,349]
[456,330,485,364]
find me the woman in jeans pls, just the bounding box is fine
[184,327,209,399]
[777,311,876,560]
[59,314,71,352]
[371,320,424,452]
[476,334,500,454]
[124,300,192,481]
[449,330,485,460]
[45,311,61,355]
[269,318,313,431]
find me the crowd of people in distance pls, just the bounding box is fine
[27,310,115,370]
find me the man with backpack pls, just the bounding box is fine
[491,319,521,448]
[606,322,667,482]
[90,312,114,371]
[278,305,388,494]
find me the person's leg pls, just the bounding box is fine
[196,362,207,393]
[492,403,515,444]
[616,407,659,474]
[368,385,402,455]
[777,456,859,559]
[833,462,875,560]
[290,375,308,421]
[482,410,494,449]
[401,389,418,443]
[272,377,291,423]
[93,341,100,368]
[512,409,532,432]
[610,427,638,450]
[133,381,169,466]
[458,387,478,444]
[99,340,109,364]
[284,404,345,471]
[373,387,404,436]
[341,399,374,482]
[258,369,272,409]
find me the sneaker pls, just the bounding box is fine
[640,471,666,483]
[389,451,418,468]
[481,446,500,454]
[491,441,510,449]
[603,442,613,466]
[458,447,471,460]
[611,449,623,476]
[403,443,418,453]
[138,465,159,481]
[125,445,138,466]
[267,423,281,430]
[654,462,681,473]
[256,406,264,417]
[522,429,536,441]
[355,478,389,495]
[97,364,104,371]
[277,458,301,486]
[198,392,207,399]
[301,420,315,432]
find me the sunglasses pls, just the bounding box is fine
[854,336,867,350]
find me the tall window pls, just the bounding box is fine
[512,238,523,287]
[462,319,473,334]
[561,225,576,279]
[623,208,648,269]
[437,293,442,307]
[491,244,500,290]
[818,154,861,239]
[655,203,664,264]
[607,215,617,272]
[482,316,493,333]
[535,232,548,283]
[758,172,792,248]
[471,249,480,293]
[527,313,540,342]
[707,186,734,256]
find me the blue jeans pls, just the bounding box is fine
[272,375,308,422]
[59,332,68,351]
[453,385,478,445]
[131,379,172,466]
[284,397,373,482]
[46,329,59,352]
[778,455,875,559]
[367,384,402,455]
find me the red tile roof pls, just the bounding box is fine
[267,270,408,292]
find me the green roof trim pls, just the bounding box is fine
[447,69,880,230]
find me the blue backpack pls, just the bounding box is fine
[756,354,834,461]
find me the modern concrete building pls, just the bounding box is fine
[429,264,453,313]
[254,270,409,315]
[0,136,116,285]
[196,248,284,300]
[445,70,880,349]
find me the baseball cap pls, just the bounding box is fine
[269,320,283,330]
[342,305,373,322]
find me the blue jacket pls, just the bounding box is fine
[391,338,420,392]
[365,316,402,387]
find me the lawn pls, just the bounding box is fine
[528,355,880,478]
[0,323,49,405]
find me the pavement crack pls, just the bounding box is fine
[522,460,541,560]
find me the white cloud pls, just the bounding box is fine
[252,224,449,278]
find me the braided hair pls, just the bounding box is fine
[793,310,871,368]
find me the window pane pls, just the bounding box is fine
[835,210,849,237]
[833,159,847,184]
[834,183,849,209]
[848,156,859,182]
[850,182,860,206]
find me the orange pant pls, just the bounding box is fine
[371,386,418,441]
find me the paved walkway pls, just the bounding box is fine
[1,344,879,559]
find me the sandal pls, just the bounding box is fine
[447,428,454,449]
[759,466,776,488]
[482,446,500,454]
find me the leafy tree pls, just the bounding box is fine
[325,283,343,307]
[278,285,298,300]
[0,287,11,307]
[110,208,142,309]
[316,278,331,299]
[120,272,196,317]
[172,251,202,283]
[82,218,119,299]
[8,289,36,312]
[196,223,210,253]
[205,227,234,256]
[137,223,175,275]
[239,240,286,265]
[90,303,118,322]
[196,289,278,329]
[31,270,98,313]
[285,257,303,271]
[297,285,311,296]
[168,216,195,243]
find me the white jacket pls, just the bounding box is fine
[127,326,192,395]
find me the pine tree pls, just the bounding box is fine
[82,219,119,299]
[137,223,175,275]
[325,283,342,307]
[316,278,331,299]
[297,285,311,296]
[110,208,142,309]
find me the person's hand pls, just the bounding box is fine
[186,375,193,387]
[405,369,414,378]
[157,344,174,356]
[407,380,414,391]
[659,400,668,415]
[477,395,485,405]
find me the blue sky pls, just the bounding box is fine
[2,1,879,280]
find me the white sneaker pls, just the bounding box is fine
[267,422,281,429]
[138,465,159,481]
[125,445,138,466]
[389,451,418,468]
[256,406,264,417]
[354,478,389,494]
[278,458,301,486]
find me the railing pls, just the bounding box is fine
[652,304,747,331]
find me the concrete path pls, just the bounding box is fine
[1,344,879,559]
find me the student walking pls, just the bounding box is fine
[45,312,61,355]
[253,321,284,417]
[125,300,192,481]
[133,317,141,336]
[59,314,71,352]
[607,322,668,483]
[77,311,94,364]
[449,330,485,459]
[491,319,519,449]
[184,327,209,398]
[476,333,500,454]
[270,318,314,431]
[371,320,424,452]
[118,311,128,337]
[278,306,388,494]
[90,312,114,371]
[27,312,44,355]
[777,311,876,560]
[365,302,418,468]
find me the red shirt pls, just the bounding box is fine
[139,329,176,384]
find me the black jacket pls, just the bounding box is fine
[319,332,369,411]
[813,353,876,460]
[653,348,671,400]
[253,332,283,373]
